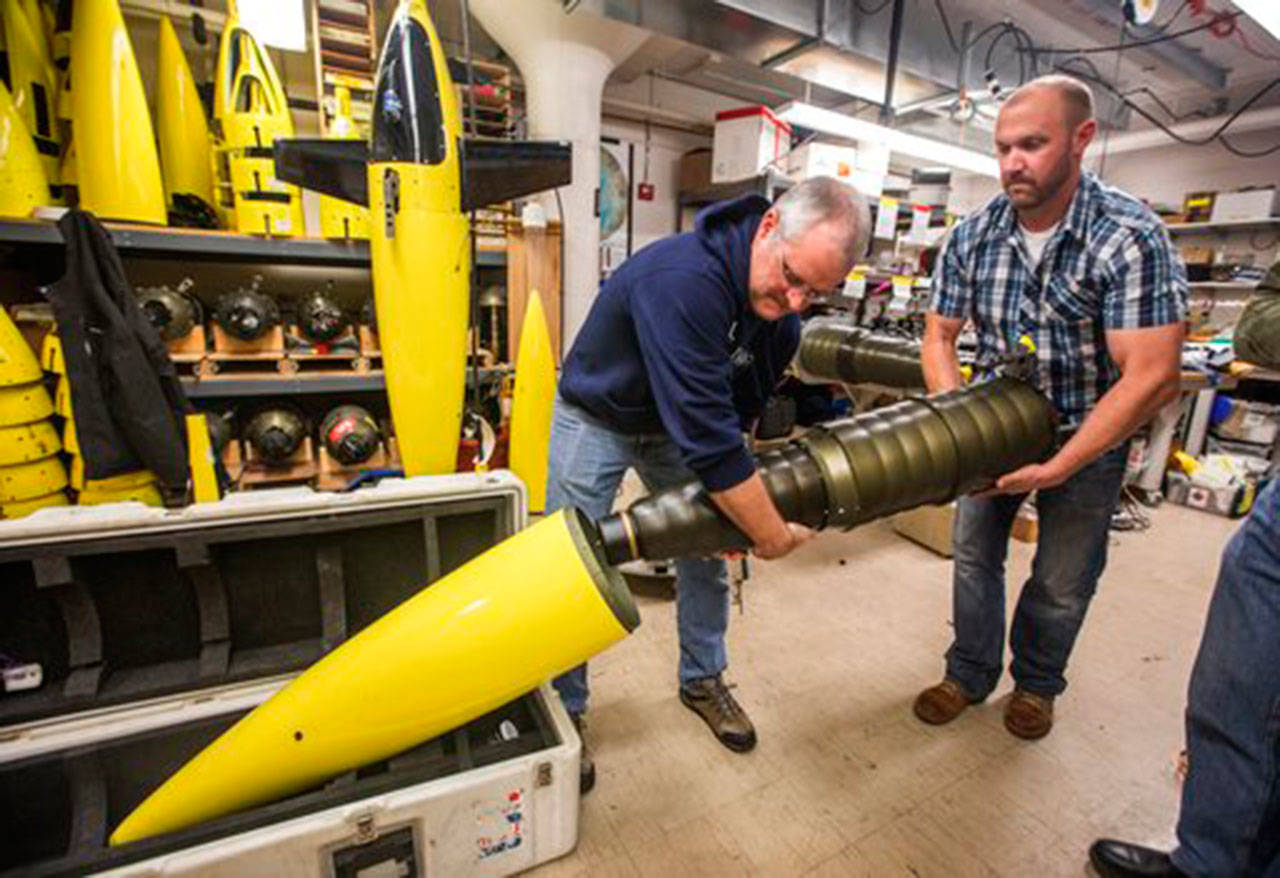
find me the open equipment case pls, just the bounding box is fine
[0,473,582,877]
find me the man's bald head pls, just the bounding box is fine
[1003,74,1095,131]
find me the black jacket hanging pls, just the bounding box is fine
[45,209,192,503]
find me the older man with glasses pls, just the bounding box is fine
[547,175,869,793]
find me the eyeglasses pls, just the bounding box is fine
[780,251,839,301]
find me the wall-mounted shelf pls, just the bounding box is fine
[1166,218,1280,235]
[0,219,508,268]
[181,367,508,399]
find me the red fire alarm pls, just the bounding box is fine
[637,182,655,201]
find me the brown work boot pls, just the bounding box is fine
[1004,689,1054,740]
[680,675,757,752]
[913,679,977,725]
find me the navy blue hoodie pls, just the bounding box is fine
[559,195,800,491]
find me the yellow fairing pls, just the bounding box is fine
[0,81,50,219]
[1,489,69,519]
[509,290,556,513]
[78,482,163,506]
[0,420,61,464]
[0,454,68,501]
[0,381,54,426]
[70,0,166,224]
[369,2,468,475]
[369,162,468,475]
[0,308,43,386]
[39,329,63,374]
[53,377,71,416]
[320,86,370,239]
[156,16,215,209]
[110,508,639,845]
[2,0,59,184]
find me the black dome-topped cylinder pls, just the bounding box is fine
[597,377,1058,564]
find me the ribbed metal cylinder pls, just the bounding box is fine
[799,322,925,389]
[598,377,1058,564]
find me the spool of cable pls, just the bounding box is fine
[320,405,381,465]
[297,288,348,343]
[244,408,306,464]
[214,283,280,341]
[137,282,202,341]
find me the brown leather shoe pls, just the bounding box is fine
[913,679,976,725]
[680,675,757,752]
[1004,689,1054,739]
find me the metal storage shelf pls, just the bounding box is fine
[0,218,508,267]
[1166,218,1280,234]
[1188,281,1259,291]
[181,367,508,399]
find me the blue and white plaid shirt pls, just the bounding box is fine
[930,173,1187,430]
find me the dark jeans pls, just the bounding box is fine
[1172,477,1280,877]
[945,444,1128,699]
[544,396,730,715]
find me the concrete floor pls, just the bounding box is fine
[528,500,1240,877]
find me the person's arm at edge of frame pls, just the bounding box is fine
[987,321,1184,496]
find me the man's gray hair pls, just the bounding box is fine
[773,175,870,267]
[1005,74,1095,128]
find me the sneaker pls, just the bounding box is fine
[912,679,977,725]
[569,712,595,794]
[1004,689,1054,739]
[679,674,757,752]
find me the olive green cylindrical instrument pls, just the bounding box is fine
[799,322,925,389]
[598,377,1057,564]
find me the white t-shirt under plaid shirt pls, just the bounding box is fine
[930,173,1188,431]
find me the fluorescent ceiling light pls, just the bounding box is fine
[775,101,1000,178]
[1232,0,1280,42]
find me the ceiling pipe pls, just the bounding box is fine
[470,0,649,350]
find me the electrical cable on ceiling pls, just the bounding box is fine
[855,0,894,15]
[1095,18,1129,178]
[1025,11,1241,54]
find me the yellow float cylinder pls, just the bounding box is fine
[110,507,639,845]
[0,419,61,464]
[156,16,215,210]
[70,0,166,224]
[0,454,68,502]
[509,290,556,513]
[0,308,43,386]
[1,489,69,519]
[0,81,50,219]
[0,381,53,426]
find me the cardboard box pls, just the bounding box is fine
[892,502,955,557]
[679,148,712,192]
[1209,187,1280,223]
[1164,470,1255,518]
[786,141,858,181]
[712,105,791,183]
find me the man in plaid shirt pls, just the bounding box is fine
[913,75,1187,739]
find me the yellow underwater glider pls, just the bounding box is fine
[274,0,571,476]
[510,290,557,513]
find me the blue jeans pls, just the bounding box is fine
[945,444,1128,699]
[1172,478,1280,877]
[544,396,730,715]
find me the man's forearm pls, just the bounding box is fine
[710,472,791,550]
[1049,369,1180,480]
[921,337,963,394]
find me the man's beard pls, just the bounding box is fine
[1004,149,1072,209]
